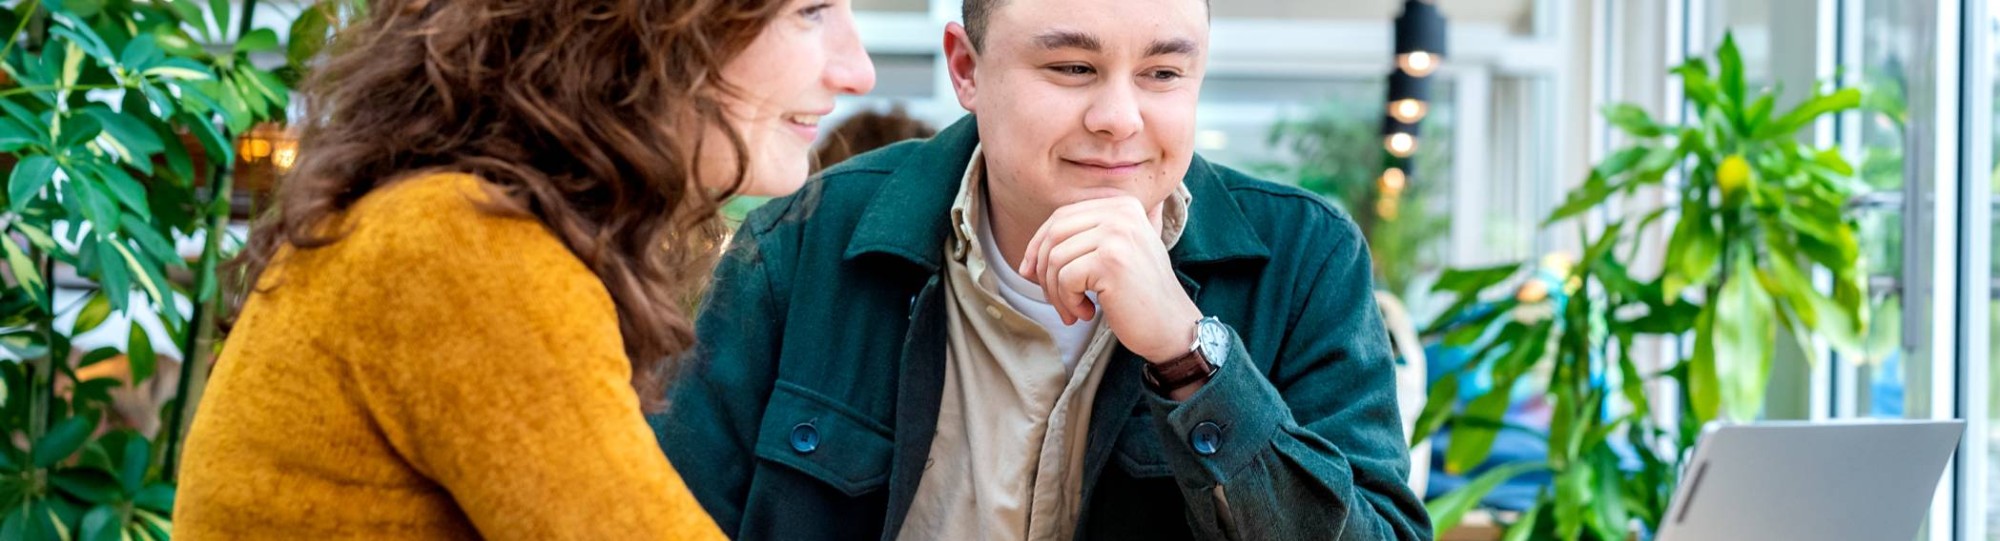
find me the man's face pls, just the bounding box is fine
[953,0,1208,221]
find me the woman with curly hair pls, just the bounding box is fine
[174,0,873,538]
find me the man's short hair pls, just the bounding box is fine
[962,0,1209,51]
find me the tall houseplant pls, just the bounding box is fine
[1260,101,1453,298]
[0,0,296,537]
[1414,34,1872,540]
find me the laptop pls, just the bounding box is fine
[1655,420,1964,541]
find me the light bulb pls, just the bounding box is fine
[1399,51,1440,77]
[1378,167,1407,194]
[1386,133,1418,158]
[1389,99,1428,124]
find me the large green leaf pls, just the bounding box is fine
[91,162,152,222]
[1554,465,1592,541]
[1446,322,1552,474]
[50,469,120,505]
[1688,306,1722,424]
[64,166,122,228]
[133,485,173,514]
[0,237,49,314]
[92,239,131,312]
[249,65,292,110]
[1592,451,1633,541]
[208,0,232,43]
[1715,255,1777,421]
[1502,502,1544,541]
[77,348,121,370]
[1758,87,1863,140]
[115,434,148,495]
[1427,462,1549,536]
[288,3,335,68]
[1741,91,1777,136]
[118,34,167,73]
[59,0,106,18]
[1603,103,1667,138]
[1447,388,1516,475]
[7,156,57,213]
[1717,33,1746,117]
[32,416,97,468]
[49,25,113,66]
[141,57,213,82]
[126,322,156,386]
[0,120,36,152]
[58,113,105,152]
[78,504,120,541]
[234,28,280,53]
[0,500,62,541]
[120,215,183,269]
[1411,373,1460,448]
[111,242,166,318]
[1433,263,1521,296]
[1545,172,1616,226]
[83,108,166,166]
[1676,59,1719,112]
[72,291,112,335]
[1665,207,1721,296]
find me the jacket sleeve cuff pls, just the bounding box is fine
[1143,326,1292,485]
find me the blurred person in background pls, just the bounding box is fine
[812,105,938,172]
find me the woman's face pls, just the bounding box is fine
[706,0,875,196]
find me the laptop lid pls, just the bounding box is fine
[1655,420,1963,541]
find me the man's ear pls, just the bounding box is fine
[944,22,979,113]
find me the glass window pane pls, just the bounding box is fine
[1985,1,2000,537]
[1850,0,1932,422]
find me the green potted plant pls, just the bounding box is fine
[1414,33,1872,541]
[0,0,299,536]
[1259,101,1453,299]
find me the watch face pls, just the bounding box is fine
[1196,318,1229,366]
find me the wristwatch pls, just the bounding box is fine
[1144,316,1229,393]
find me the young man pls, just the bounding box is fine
[656,0,1431,538]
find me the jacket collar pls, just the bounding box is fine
[843,115,1271,272]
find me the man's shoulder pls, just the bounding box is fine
[739,139,930,238]
[1201,160,1363,248]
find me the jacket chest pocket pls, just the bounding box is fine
[753,381,895,496]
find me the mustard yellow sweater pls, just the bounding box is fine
[175,174,724,540]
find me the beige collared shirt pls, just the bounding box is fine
[896,145,1190,541]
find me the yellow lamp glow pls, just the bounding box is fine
[1389,99,1428,124]
[1385,133,1418,158]
[1398,51,1439,77]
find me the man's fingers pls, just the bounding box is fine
[1053,251,1101,325]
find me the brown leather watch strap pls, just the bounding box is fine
[1144,348,1216,393]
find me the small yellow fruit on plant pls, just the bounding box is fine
[1718,154,1752,196]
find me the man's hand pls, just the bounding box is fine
[1019,196,1201,364]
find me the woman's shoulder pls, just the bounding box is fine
[316,172,600,299]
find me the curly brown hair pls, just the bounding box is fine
[232,0,792,411]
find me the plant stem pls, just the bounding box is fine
[0,0,41,62]
[0,83,122,99]
[25,243,53,449]
[235,0,260,43]
[161,161,232,480]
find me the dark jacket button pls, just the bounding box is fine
[1191,421,1222,456]
[790,423,820,454]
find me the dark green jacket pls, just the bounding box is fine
[653,116,1431,540]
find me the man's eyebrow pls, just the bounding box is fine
[1035,31,1103,52]
[1145,38,1199,57]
